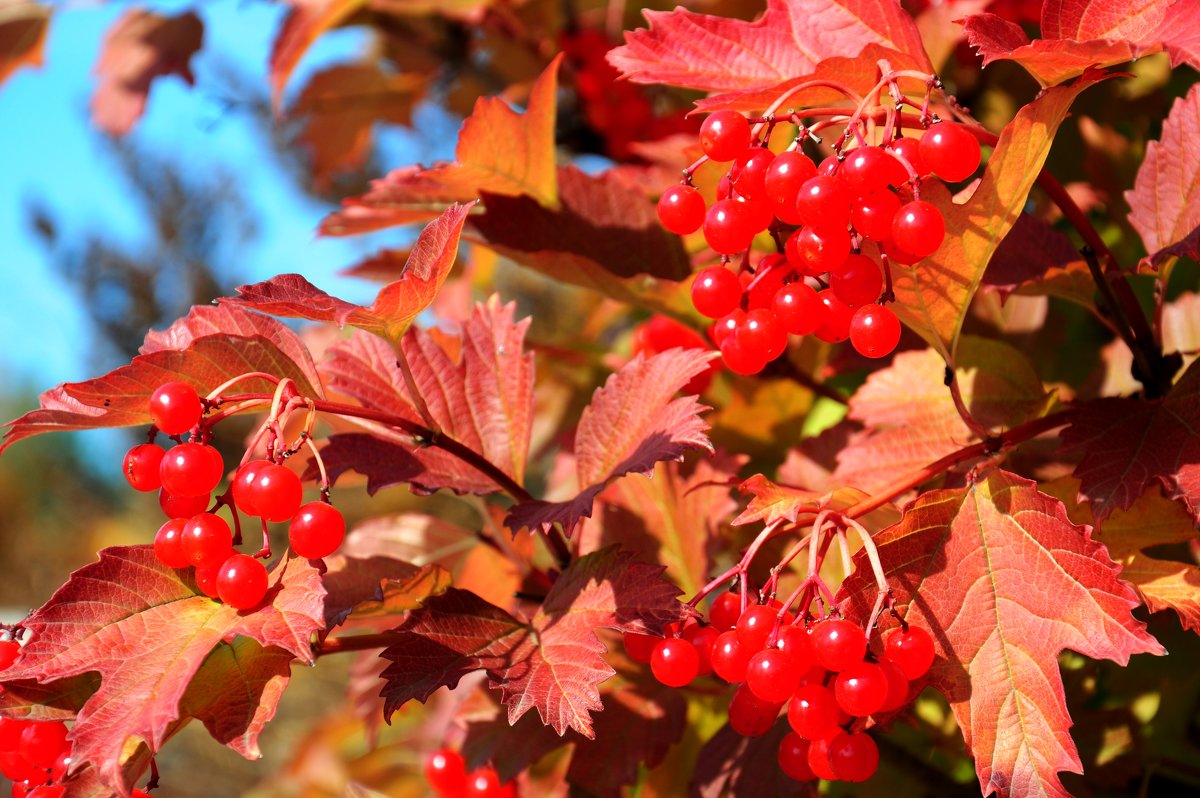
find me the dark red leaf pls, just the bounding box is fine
[980,213,1083,300]
[0,0,50,89]
[691,719,806,797]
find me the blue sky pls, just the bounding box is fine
[0,0,460,392]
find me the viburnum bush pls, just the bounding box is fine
[3,0,1200,796]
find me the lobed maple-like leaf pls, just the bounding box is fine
[268,0,366,107]
[691,719,806,797]
[90,8,204,136]
[0,0,49,89]
[319,552,450,628]
[227,202,474,342]
[962,0,1200,87]
[0,305,322,453]
[379,546,683,737]
[505,348,716,535]
[1061,358,1200,522]
[891,70,1107,360]
[1126,83,1200,269]
[0,547,326,795]
[608,0,929,93]
[836,470,1163,798]
[320,165,475,235]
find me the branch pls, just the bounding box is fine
[316,632,402,657]
[944,365,994,442]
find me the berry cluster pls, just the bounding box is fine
[124,381,346,610]
[657,109,981,373]
[623,595,934,784]
[424,748,518,798]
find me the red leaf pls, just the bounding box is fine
[1126,83,1200,269]
[268,0,365,107]
[1,305,322,453]
[979,213,1083,301]
[608,0,929,93]
[506,349,716,534]
[227,202,475,341]
[309,434,429,495]
[91,9,204,135]
[836,471,1163,798]
[1061,359,1200,522]
[319,165,474,235]
[380,546,683,737]
[734,473,823,526]
[691,719,804,797]
[0,1,50,89]
[0,547,325,795]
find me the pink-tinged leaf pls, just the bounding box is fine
[608,0,929,93]
[0,673,100,722]
[734,473,822,525]
[469,165,692,282]
[0,0,50,89]
[1061,358,1200,522]
[320,165,475,235]
[1126,83,1200,269]
[0,547,325,795]
[836,470,1163,798]
[315,296,534,494]
[319,554,442,628]
[306,433,428,495]
[980,213,1083,300]
[381,546,683,737]
[691,719,803,798]
[268,0,366,107]
[228,202,475,342]
[891,70,1108,358]
[506,349,715,535]
[1,305,323,453]
[339,512,477,567]
[90,9,204,135]
[1162,291,1200,355]
[1042,0,1169,41]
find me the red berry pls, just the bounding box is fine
[737,309,787,362]
[849,190,900,241]
[773,282,822,336]
[425,748,468,796]
[745,254,788,311]
[787,683,840,740]
[709,592,741,631]
[786,226,850,276]
[691,266,742,319]
[730,146,776,200]
[711,630,750,683]
[216,553,269,610]
[806,734,840,781]
[720,335,767,376]
[246,463,303,523]
[850,304,901,358]
[159,443,223,498]
[829,731,880,781]
[683,624,720,676]
[699,111,751,162]
[0,640,18,671]
[834,661,889,716]
[728,683,782,737]
[919,121,981,182]
[123,444,165,492]
[811,619,867,671]
[735,604,777,652]
[181,513,234,569]
[840,146,893,197]
[795,176,850,231]
[888,137,926,179]
[153,518,191,569]
[231,460,271,517]
[777,732,817,781]
[774,625,816,671]
[813,291,853,344]
[148,381,203,435]
[159,488,209,519]
[18,721,69,769]
[881,239,923,265]
[650,637,700,687]
[657,184,706,234]
[746,648,803,702]
[885,625,935,679]
[194,565,220,598]
[623,631,658,665]
[710,308,745,348]
[704,198,757,255]
[892,200,945,258]
[765,150,817,211]
[288,502,346,559]
[830,254,883,307]
[877,657,911,712]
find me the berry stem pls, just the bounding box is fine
[204,372,281,404]
[687,518,794,608]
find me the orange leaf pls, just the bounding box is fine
[268,0,366,107]
[0,0,49,89]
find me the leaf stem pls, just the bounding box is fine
[315,631,403,657]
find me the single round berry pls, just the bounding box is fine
[877,656,911,712]
[840,146,893,197]
[730,146,776,200]
[704,198,757,255]
[888,137,926,179]
[806,734,839,781]
[777,732,817,781]
[623,631,658,665]
[194,565,220,598]
[788,683,840,740]
[811,619,867,671]
[813,291,854,344]
[737,309,788,362]
[850,303,901,358]
[881,239,922,265]
[246,463,304,523]
[735,604,778,653]
[765,151,816,224]
[885,625,936,679]
[159,488,209,519]
[699,111,752,162]
[657,184,706,234]
[830,255,883,307]
[786,225,851,277]
[773,282,822,336]
[834,661,889,716]
[181,513,234,569]
[464,766,515,798]
[231,460,271,517]
[710,308,745,348]
[123,444,165,492]
[148,381,203,435]
[711,630,750,683]
[154,518,191,569]
[849,189,900,241]
[892,200,945,258]
[746,648,803,703]
[745,254,788,311]
[0,639,19,671]
[425,748,468,796]
[216,553,269,610]
[720,335,768,376]
[651,637,700,687]
[159,443,224,498]
[709,592,741,631]
[18,721,69,769]
[773,625,816,671]
[919,121,982,182]
[728,683,783,737]
[691,266,742,319]
[683,624,720,677]
[828,731,880,782]
[795,176,850,231]
[288,502,346,559]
